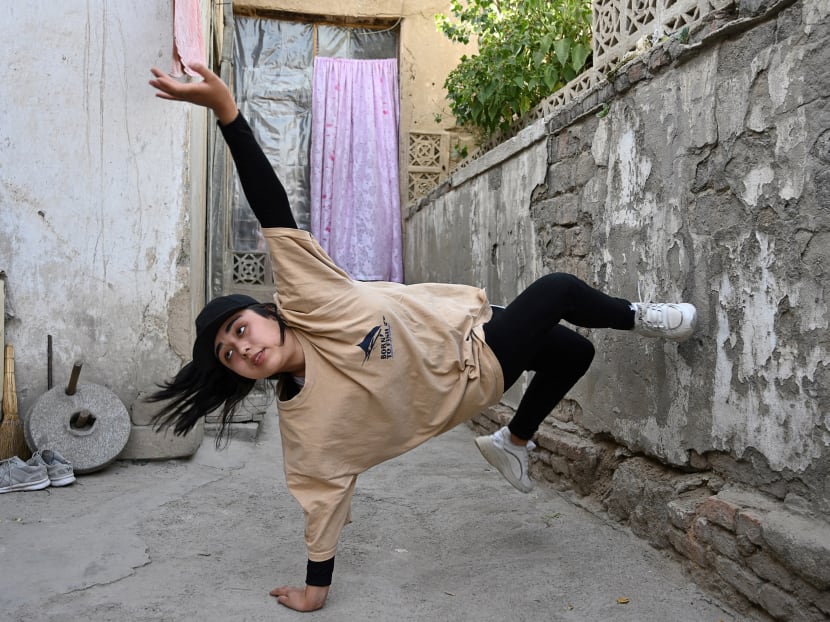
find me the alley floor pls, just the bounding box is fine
[2,411,742,621]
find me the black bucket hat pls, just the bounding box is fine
[192,294,260,369]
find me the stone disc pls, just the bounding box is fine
[26,383,131,474]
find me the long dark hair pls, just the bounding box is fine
[148,303,287,447]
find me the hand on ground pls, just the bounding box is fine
[270,584,330,612]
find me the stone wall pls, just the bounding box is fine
[406,0,829,618]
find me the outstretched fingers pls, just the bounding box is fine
[148,64,238,123]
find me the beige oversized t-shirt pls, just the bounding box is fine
[263,228,504,562]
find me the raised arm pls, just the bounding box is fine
[149,64,296,229]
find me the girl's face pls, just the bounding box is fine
[213,309,304,380]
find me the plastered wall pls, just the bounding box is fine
[0,2,206,417]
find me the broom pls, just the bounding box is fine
[0,344,29,460]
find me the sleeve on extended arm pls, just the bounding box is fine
[218,113,297,229]
[287,473,357,563]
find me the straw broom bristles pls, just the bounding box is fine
[1,344,30,460]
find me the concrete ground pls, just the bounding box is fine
[3,411,741,622]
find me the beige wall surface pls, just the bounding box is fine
[233,1,476,198]
[234,1,473,131]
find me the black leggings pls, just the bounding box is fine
[483,273,635,440]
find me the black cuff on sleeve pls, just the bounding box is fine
[306,557,335,587]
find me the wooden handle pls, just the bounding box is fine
[3,344,17,419]
[47,335,53,390]
[66,361,83,396]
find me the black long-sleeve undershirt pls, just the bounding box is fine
[218,112,297,230]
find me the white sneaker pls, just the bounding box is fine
[474,426,535,493]
[0,457,49,493]
[28,450,76,487]
[632,302,697,341]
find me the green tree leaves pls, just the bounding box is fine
[437,0,592,137]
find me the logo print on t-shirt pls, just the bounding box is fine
[357,317,393,364]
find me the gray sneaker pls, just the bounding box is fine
[0,456,50,493]
[474,426,535,493]
[28,450,76,487]
[632,302,697,341]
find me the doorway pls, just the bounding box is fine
[208,13,400,301]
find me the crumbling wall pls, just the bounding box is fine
[0,2,206,420]
[405,0,829,618]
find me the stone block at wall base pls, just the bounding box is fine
[204,421,260,443]
[119,420,203,460]
[468,401,830,622]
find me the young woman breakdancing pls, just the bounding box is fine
[148,64,696,612]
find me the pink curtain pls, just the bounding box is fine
[310,57,403,282]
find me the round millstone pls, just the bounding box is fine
[26,383,131,474]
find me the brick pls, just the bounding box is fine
[534,427,599,467]
[736,533,757,556]
[549,194,580,226]
[688,534,712,568]
[626,60,648,84]
[747,551,795,592]
[648,47,672,72]
[714,555,763,603]
[667,495,703,530]
[573,151,596,187]
[709,524,742,561]
[534,428,604,496]
[812,587,830,616]
[612,71,631,93]
[785,581,830,621]
[692,516,714,544]
[667,526,711,568]
[763,510,830,590]
[549,398,578,423]
[757,583,800,622]
[699,495,741,531]
[565,226,590,257]
[552,129,583,160]
[547,453,570,476]
[547,160,575,195]
[736,509,764,545]
[606,457,670,524]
